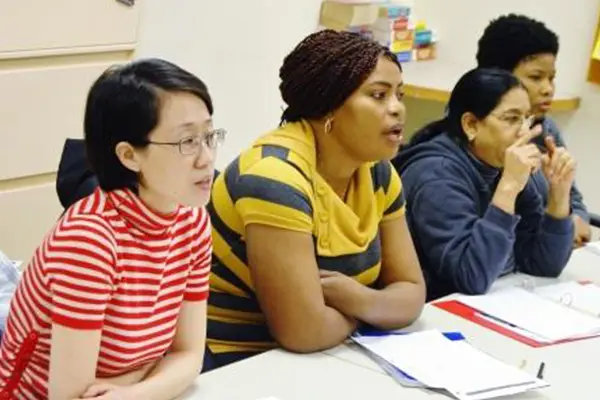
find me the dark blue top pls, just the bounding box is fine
[392,132,574,300]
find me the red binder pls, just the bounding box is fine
[433,298,600,347]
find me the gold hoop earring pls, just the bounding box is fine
[324,118,333,134]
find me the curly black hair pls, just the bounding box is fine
[476,14,559,71]
[279,29,401,125]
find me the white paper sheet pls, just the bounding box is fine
[458,287,600,342]
[353,330,547,400]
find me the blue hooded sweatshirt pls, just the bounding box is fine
[392,132,574,300]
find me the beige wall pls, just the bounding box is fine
[137,0,600,215]
[404,0,600,215]
[3,0,600,260]
[0,1,141,261]
[135,0,326,170]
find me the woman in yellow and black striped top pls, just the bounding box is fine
[205,30,426,369]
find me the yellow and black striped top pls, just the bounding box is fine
[207,120,406,354]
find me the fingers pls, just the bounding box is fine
[521,144,542,172]
[521,143,541,155]
[81,383,114,398]
[541,153,550,168]
[549,147,564,177]
[544,135,557,155]
[506,143,541,175]
[513,124,542,147]
[547,149,575,182]
[573,232,589,248]
[580,224,592,242]
[529,156,542,173]
[319,270,339,278]
[514,143,541,161]
[556,155,576,180]
[580,233,592,243]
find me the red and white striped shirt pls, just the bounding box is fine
[0,188,211,399]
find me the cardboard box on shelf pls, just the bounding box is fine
[395,50,412,63]
[391,39,413,53]
[319,1,381,30]
[415,44,436,61]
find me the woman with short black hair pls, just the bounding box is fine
[393,68,575,300]
[0,58,222,399]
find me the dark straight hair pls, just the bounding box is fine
[84,58,213,193]
[407,68,523,148]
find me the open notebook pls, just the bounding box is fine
[457,285,600,343]
[352,330,548,400]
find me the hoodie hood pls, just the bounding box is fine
[392,132,500,190]
[392,132,466,174]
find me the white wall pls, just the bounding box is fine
[2,0,599,259]
[407,0,600,213]
[136,0,600,212]
[136,0,324,169]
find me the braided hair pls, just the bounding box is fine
[279,29,401,125]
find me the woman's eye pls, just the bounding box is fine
[372,92,386,100]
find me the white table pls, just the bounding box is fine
[182,246,600,400]
[325,246,600,400]
[181,349,453,400]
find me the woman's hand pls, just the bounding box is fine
[542,136,576,196]
[320,270,367,317]
[541,136,575,219]
[573,215,592,248]
[74,383,134,400]
[500,125,543,194]
[494,126,542,215]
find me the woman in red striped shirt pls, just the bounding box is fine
[0,58,222,399]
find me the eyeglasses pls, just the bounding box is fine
[147,128,227,155]
[491,113,535,131]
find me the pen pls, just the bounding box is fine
[475,311,519,328]
[537,362,545,379]
[356,330,465,341]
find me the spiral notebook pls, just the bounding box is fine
[435,284,600,346]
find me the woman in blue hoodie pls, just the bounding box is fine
[477,13,591,247]
[392,68,575,300]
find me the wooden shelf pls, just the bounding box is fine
[403,83,581,112]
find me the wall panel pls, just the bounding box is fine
[0,0,141,260]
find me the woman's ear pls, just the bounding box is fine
[460,112,479,142]
[115,141,141,173]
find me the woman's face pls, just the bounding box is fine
[118,91,217,213]
[513,53,556,118]
[330,56,406,162]
[467,87,532,168]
